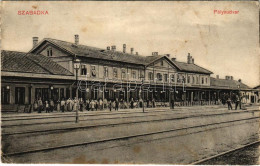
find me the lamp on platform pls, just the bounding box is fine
[6,86,10,90]
[73,58,81,123]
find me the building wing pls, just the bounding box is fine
[210,77,250,90]
[1,50,73,76]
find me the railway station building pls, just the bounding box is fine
[1,35,259,111]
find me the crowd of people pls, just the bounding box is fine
[32,97,158,113]
[221,94,242,110]
[20,93,243,113]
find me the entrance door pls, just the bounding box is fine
[35,88,49,102]
[1,87,10,104]
[15,87,25,104]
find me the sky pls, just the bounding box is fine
[1,1,259,87]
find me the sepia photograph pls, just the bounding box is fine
[1,0,259,164]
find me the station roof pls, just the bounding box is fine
[30,38,213,74]
[1,50,73,76]
[172,61,213,74]
[210,77,251,90]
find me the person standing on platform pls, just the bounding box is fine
[90,100,95,111]
[79,98,84,112]
[56,100,61,112]
[139,98,143,108]
[33,99,38,112]
[86,99,90,111]
[67,98,72,112]
[95,100,98,111]
[103,98,107,109]
[45,101,50,113]
[171,98,175,109]
[99,99,103,110]
[227,97,232,110]
[152,98,156,108]
[130,98,134,109]
[50,99,55,112]
[115,98,119,111]
[235,95,241,110]
[37,97,43,113]
[61,98,65,112]
[73,97,78,112]
[108,100,112,111]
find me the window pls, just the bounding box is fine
[202,77,204,84]
[113,68,118,78]
[177,74,181,83]
[164,74,168,82]
[192,76,195,84]
[140,70,144,79]
[205,77,208,84]
[104,67,108,78]
[161,60,164,66]
[148,72,153,80]
[187,76,190,83]
[157,73,162,81]
[1,87,10,104]
[91,66,96,77]
[81,65,87,75]
[132,71,137,79]
[171,74,175,82]
[182,76,186,83]
[196,76,199,84]
[47,48,53,57]
[121,68,126,79]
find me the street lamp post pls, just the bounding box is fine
[141,78,145,113]
[74,58,81,123]
[237,84,241,108]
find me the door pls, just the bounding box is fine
[15,87,25,104]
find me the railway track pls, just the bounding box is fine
[1,111,174,128]
[2,116,258,158]
[1,108,233,128]
[1,105,232,120]
[190,141,260,165]
[1,109,167,121]
[2,109,258,136]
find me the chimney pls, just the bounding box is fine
[111,45,116,51]
[225,76,230,80]
[187,53,191,64]
[238,79,242,83]
[33,37,38,47]
[75,34,79,45]
[107,46,110,50]
[152,52,158,56]
[216,75,219,79]
[166,54,170,57]
[131,48,134,54]
[171,58,176,61]
[136,52,138,55]
[123,44,126,53]
[231,76,233,80]
[192,58,194,64]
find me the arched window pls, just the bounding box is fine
[157,73,162,81]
